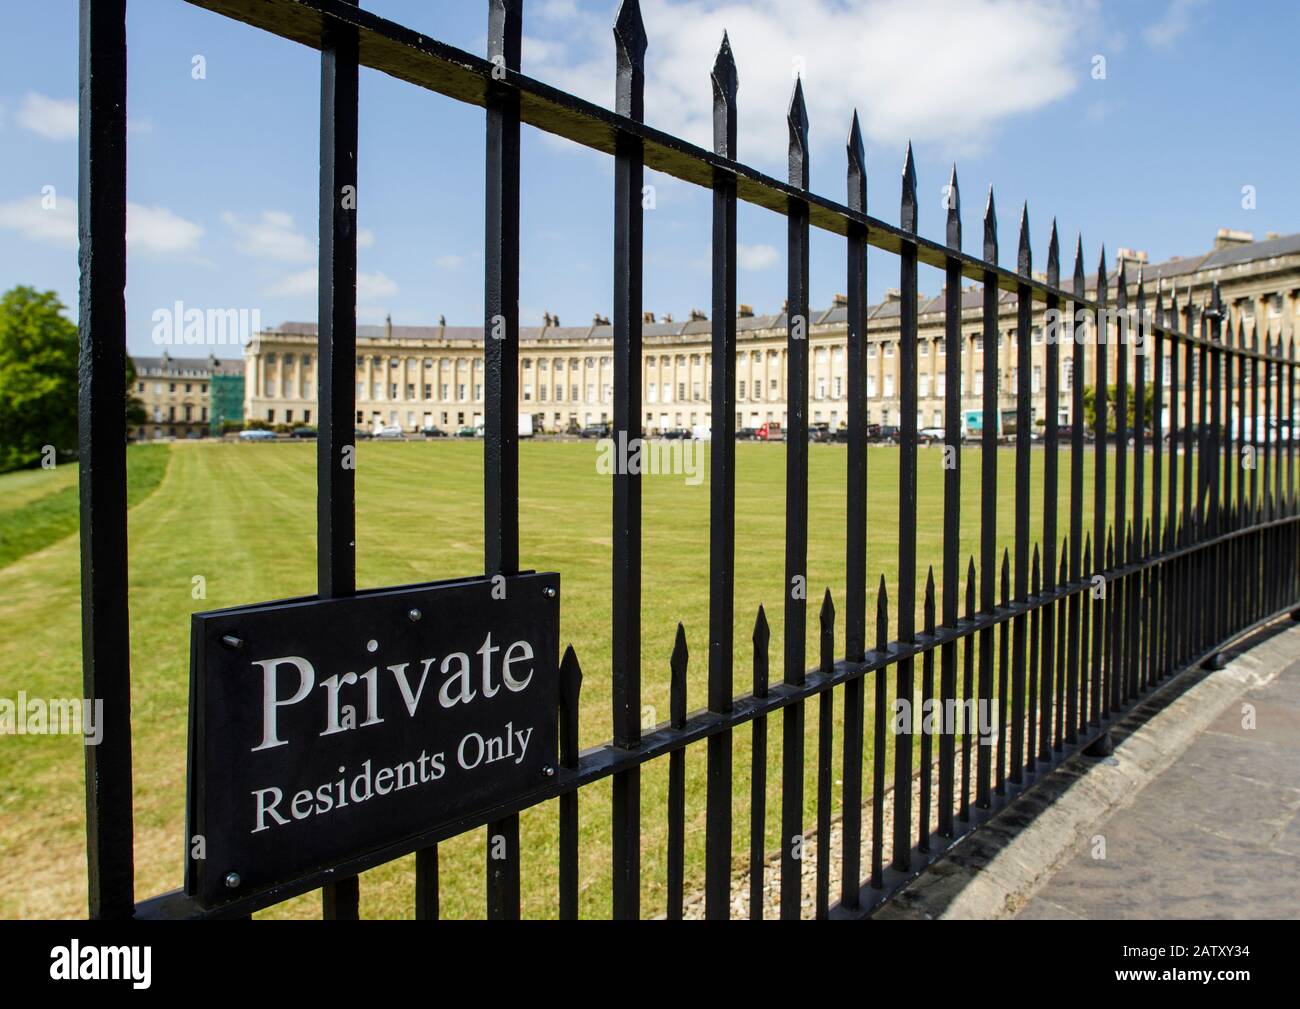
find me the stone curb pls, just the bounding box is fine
[872,618,1300,920]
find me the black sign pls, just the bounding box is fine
[185,572,559,908]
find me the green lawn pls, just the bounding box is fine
[0,437,1169,918]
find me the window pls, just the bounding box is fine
[868,375,877,398]
[884,375,895,398]
[739,381,746,399]
[883,343,895,358]
[1032,366,1042,394]
[919,374,930,398]
[974,370,984,395]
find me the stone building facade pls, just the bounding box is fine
[242,230,1300,436]
[131,351,245,440]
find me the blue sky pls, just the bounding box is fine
[1,0,1297,358]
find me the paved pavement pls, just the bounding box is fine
[1017,654,1300,920]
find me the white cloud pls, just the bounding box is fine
[1143,0,1206,50]
[128,203,203,255]
[17,92,77,141]
[222,209,314,261]
[434,254,464,269]
[265,269,317,298]
[0,194,77,247]
[523,0,1085,161]
[358,228,376,249]
[359,271,398,302]
[0,195,202,255]
[737,243,778,270]
[264,269,399,304]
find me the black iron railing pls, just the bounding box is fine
[77,0,1299,920]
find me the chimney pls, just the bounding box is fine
[542,311,553,327]
[1116,248,1148,268]
[642,311,656,324]
[883,288,901,303]
[438,313,446,328]
[738,304,754,317]
[1266,231,1281,240]
[661,313,673,323]
[832,293,848,307]
[593,312,610,326]
[385,313,393,340]
[688,308,706,322]
[1214,228,1254,250]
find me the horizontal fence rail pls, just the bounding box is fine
[78,0,1300,921]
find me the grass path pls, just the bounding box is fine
[0,438,1168,918]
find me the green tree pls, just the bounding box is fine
[1082,382,1156,434]
[0,286,147,471]
[0,286,79,472]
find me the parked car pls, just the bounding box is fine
[756,421,782,441]
[455,426,479,438]
[354,427,373,440]
[290,426,317,439]
[238,428,276,441]
[918,426,945,444]
[422,425,448,438]
[374,425,405,439]
[736,427,761,441]
[580,422,610,439]
[809,422,833,443]
[874,425,900,443]
[1056,424,1095,443]
[661,428,691,440]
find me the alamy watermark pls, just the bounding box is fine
[0,692,104,745]
[151,300,260,347]
[595,432,705,486]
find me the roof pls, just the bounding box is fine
[131,354,242,377]
[257,231,1298,341]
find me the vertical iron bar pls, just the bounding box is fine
[780,78,811,918]
[78,0,133,920]
[841,113,869,907]
[1042,223,1061,758]
[961,561,975,821]
[892,145,919,871]
[1010,205,1032,784]
[318,0,361,921]
[1132,272,1148,696]
[558,646,582,919]
[704,33,738,921]
[610,0,647,920]
[483,0,523,921]
[1150,285,1164,684]
[816,592,834,919]
[1113,262,1129,707]
[919,571,936,850]
[666,626,688,920]
[1067,240,1086,742]
[1092,251,1109,721]
[749,608,769,920]
[938,167,962,840]
[977,190,998,807]
[871,579,888,887]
